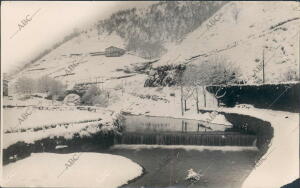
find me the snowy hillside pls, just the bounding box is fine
[10,30,151,90]
[8,1,227,81]
[155,1,300,83]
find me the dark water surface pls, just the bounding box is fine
[103,147,257,188]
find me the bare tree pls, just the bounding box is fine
[182,55,241,86]
[37,76,53,93]
[16,77,36,94]
[181,55,241,109]
[49,80,66,99]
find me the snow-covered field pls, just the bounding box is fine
[3,95,61,106]
[3,107,119,149]
[3,108,106,131]
[2,153,143,188]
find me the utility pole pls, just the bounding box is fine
[180,84,184,116]
[202,86,206,107]
[107,91,110,106]
[121,80,124,96]
[196,87,199,114]
[262,48,265,83]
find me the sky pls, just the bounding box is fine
[1,1,154,74]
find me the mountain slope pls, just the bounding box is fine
[11,30,151,89]
[155,1,300,83]
[96,1,226,58]
[9,1,229,93]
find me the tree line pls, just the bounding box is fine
[15,76,66,100]
[96,1,227,59]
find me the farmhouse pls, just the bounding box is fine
[105,46,126,57]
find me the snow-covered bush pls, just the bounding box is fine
[182,55,242,86]
[144,64,186,87]
[81,86,108,106]
[92,94,108,107]
[280,68,298,82]
[63,94,81,106]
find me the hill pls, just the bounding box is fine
[9,1,227,91]
[155,1,300,84]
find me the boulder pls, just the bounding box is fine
[63,94,81,106]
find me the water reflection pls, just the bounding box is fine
[124,115,229,133]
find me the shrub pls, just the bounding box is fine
[91,94,108,107]
[280,68,298,82]
[81,86,108,106]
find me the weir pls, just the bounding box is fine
[117,115,257,146]
[115,132,256,146]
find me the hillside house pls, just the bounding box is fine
[105,46,125,57]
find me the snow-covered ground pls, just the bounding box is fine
[3,94,61,106]
[8,30,152,92]
[3,107,119,149]
[2,153,143,187]
[3,108,106,131]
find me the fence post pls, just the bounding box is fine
[181,85,184,116]
[196,87,199,113]
[202,86,206,107]
[262,48,265,83]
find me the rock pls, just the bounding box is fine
[185,168,203,182]
[63,94,81,106]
